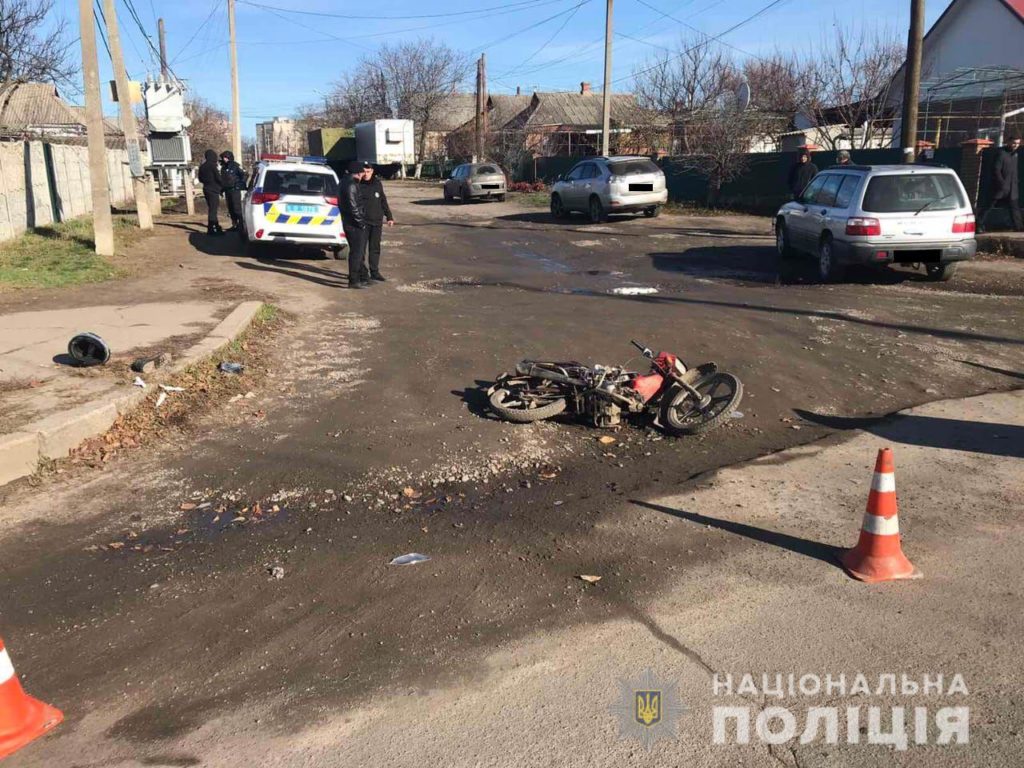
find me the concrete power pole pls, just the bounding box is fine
[600,0,614,157]
[474,56,483,162]
[228,0,242,159]
[481,53,488,159]
[158,18,169,80]
[102,0,153,230]
[77,0,114,256]
[900,0,926,163]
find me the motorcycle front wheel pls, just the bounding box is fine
[488,377,568,423]
[659,373,743,435]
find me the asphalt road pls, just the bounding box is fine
[1,182,1023,766]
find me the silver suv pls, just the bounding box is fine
[775,164,976,282]
[550,156,668,223]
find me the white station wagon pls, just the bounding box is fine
[775,164,977,282]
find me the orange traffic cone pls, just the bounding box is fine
[0,637,63,759]
[841,448,921,583]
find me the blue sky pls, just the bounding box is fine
[50,0,952,136]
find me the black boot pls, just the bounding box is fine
[207,223,223,236]
[370,272,386,282]
[348,280,365,289]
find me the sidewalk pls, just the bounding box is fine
[0,300,265,486]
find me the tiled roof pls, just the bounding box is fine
[486,94,532,129]
[423,93,478,132]
[0,82,81,131]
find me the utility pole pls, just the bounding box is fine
[228,0,242,159]
[474,55,483,162]
[102,0,153,230]
[900,0,926,163]
[78,0,114,255]
[480,53,488,159]
[600,0,614,157]
[158,18,169,80]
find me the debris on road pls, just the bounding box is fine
[390,553,431,566]
[219,361,245,374]
[133,376,146,388]
[597,436,617,445]
[155,391,168,409]
[131,353,170,373]
[269,565,285,580]
[610,286,658,296]
[579,574,602,584]
[159,384,185,393]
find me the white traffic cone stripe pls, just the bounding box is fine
[0,648,15,684]
[861,512,901,536]
[870,472,896,493]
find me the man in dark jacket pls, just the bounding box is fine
[197,149,223,235]
[787,148,818,199]
[978,136,1022,232]
[219,150,246,231]
[358,163,395,282]
[340,160,369,289]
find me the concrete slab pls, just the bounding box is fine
[28,401,120,460]
[0,432,39,486]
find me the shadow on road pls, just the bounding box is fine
[958,359,1024,381]
[451,380,500,420]
[631,499,845,568]
[234,260,348,289]
[794,409,1024,459]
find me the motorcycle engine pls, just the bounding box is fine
[592,401,622,428]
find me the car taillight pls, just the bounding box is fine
[952,214,975,233]
[324,196,338,206]
[845,217,881,236]
[255,229,264,239]
[251,192,279,205]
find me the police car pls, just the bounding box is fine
[241,154,348,258]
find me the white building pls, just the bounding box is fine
[256,117,302,156]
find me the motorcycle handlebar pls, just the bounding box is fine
[630,339,654,359]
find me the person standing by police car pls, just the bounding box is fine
[197,149,224,235]
[340,161,369,289]
[358,163,395,281]
[219,150,246,231]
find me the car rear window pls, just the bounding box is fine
[474,165,499,175]
[861,173,964,213]
[263,170,338,197]
[608,159,660,176]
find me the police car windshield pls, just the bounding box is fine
[264,170,338,197]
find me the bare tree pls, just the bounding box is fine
[0,0,75,90]
[632,35,740,153]
[741,52,816,148]
[799,25,905,150]
[319,38,471,175]
[676,109,756,205]
[184,97,231,163]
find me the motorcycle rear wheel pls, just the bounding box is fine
[488,378,568,423]
[659,373,743,435]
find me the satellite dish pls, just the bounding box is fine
[735,81,751,112]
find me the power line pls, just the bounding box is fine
[170,0,221,64]
[631,0,766,61]
[93,1,116,72]
[495,0,589,77]
[613,0,793,85]
[237,0,575,21]
[477,0,593,54]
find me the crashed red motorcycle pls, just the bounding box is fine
[487,340,743,435]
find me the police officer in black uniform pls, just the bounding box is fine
[358,162,395,281]
[219,150,246,231]
[339,160,369,289]
[197,149,223,235]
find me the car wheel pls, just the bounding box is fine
[550,194,568,220]
[926,262,958,282]
[817,235,842,282]
[443,186,452,202]
[588,195,606,224]
[643,205,661,218]
[776,220,794,259]
[496,193,506,202]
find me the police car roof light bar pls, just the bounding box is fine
[259,153,328,165]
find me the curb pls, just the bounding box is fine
[977,233,1024,259]
[0,300,266,489]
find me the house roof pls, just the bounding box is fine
[0,82,82,131]
[65,106,126,136]
[926,0,1024,45]
[422,93,478,132]
[523,91,648,128]
[486,93,532,129]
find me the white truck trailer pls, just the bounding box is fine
[354,119,416,167]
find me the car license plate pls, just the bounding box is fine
[286,204,317,213]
